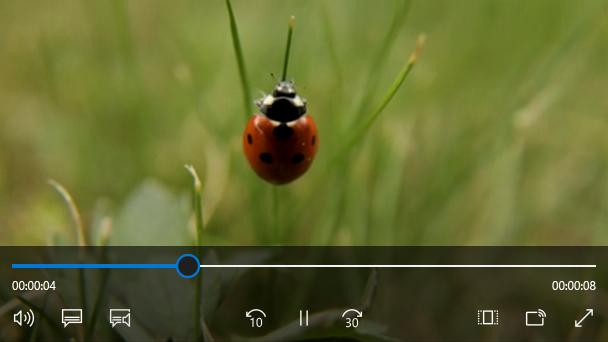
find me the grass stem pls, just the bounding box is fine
[185,165,205,246]
[281,16,296,81]
[78,269,87,341]
[225,0,253,120]
[185,164,204,341]
[335,34,425,164]
[48,179,86,247]
[272,185,280,244]
[48,179,88,340]
[289,35,425,234]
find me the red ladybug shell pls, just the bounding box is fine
[243,114,318,185]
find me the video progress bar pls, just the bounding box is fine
[12,264,597,268]
[11,254,596,278]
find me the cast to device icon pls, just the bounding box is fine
[110,309,131,328]
[478,310,498,325]
[62,309,83,327]
[14,309,35,327]
[526,309,546,326]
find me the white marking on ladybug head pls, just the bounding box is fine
[292,96,304,107]
[269,119,281,127]
[262,95,275,106]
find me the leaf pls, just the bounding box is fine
[201,316,216,342]
[108,249,273,342]
[201,250,223,320]
[201,248,273,319]
[112,180,191,246]
[89,198,114,246]
[111,264,196,341]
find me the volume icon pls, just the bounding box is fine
[14,309,35,327]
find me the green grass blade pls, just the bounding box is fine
[271,185,280,244]
[352,0,412,123]
[287,35,425,239]
[86,244,112,342]
[48,179,86,247]
[332,34,425,166]
[319,3,345,124]
[201,317,216,342]
[48,179,89,340]
[78,269,88,341]
[85,269,110,341]
[185,164,204,341]
[185,165,204,246]
[225,0,252,120]
[281,16,295,81]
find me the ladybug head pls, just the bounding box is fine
[272,80,297,98]
[255,79,307,123]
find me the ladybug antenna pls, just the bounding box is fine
[281,16,295,82]
[269,72,277,82]
[292,78,307,91]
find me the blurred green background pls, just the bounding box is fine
[0,0,606,246]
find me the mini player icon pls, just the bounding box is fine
[478,310,498,325]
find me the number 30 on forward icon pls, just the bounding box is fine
[343,309,362,328]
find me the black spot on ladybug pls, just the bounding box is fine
[247,134,253,144]
[311,135,316,146]
[260,153,273,164]
[273,124,294,141]
[292,153,304,164]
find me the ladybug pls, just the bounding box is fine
[243,79,318,185]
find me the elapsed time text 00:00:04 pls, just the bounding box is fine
[552,281,595,291]
[12,281,56,291]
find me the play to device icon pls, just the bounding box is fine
[526,309,546,326]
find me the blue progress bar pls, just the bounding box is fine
[12,254,201,278]
[12,264,175,269]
